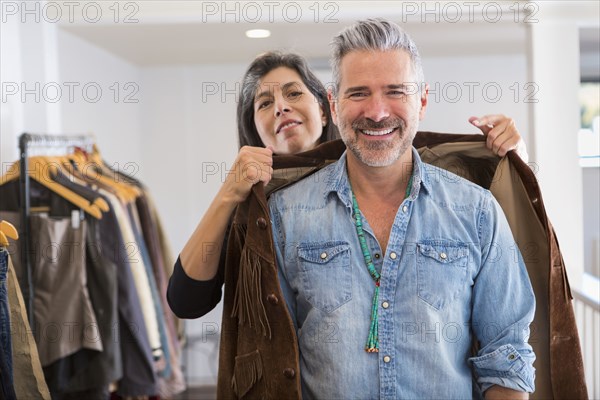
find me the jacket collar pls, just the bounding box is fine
[271,133,487,170]
[269,132,486,202]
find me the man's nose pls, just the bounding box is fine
[363,95,390,122]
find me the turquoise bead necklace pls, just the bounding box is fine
[350,176,412,352]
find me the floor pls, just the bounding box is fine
[173,386,217,400]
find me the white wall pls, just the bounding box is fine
[1,19,58,165]
[421,54,529,140]
[0,21,142,169]
[56,28,143,168]
[528,13,585,289]
[0,15,24,167]
[140,63,245,386]
[140,64,243,254]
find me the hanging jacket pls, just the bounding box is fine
[217,132,588,399]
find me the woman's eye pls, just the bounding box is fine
[257,100,272,109]
[287,91,302,98]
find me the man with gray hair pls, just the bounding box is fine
[269,18,535,399]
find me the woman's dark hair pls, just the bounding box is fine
[237,51,338,149]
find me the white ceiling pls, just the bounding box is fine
[57,1,541,66]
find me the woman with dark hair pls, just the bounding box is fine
[167,52,340,319]
[237,52,338,149]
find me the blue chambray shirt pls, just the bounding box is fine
[269,148,536,400]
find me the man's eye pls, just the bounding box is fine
[389,90,407,96]
[349,92,367,98]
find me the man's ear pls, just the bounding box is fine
[328,89,338,126]
[419,82,429,121]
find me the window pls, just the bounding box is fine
[579,81,600,168]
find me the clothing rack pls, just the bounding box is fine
[18,133,96,328]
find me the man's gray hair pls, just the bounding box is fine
[330,18,425,96]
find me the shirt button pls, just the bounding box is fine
[390,252,397,260]
[374,253,380,259]
[383,356,391,363]
[440,252,447,260]
[382,301,389,309]
[320,252,327,260]
[256,217,268,229]
[508,353,516,360]
[267,294,279,305]
[283,368,296,379]
[402,205,408,213]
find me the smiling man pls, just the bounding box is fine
[269,19,536,399]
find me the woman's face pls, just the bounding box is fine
[253,67,326,155]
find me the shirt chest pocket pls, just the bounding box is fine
[417,241,469,310]
[298,241,352,314]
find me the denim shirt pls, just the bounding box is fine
[269,148,536,399]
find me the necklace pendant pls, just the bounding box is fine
[352,190,384,354]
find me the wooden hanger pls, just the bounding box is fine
[0,220,18,247]
[1,157,103,219]
[88,146,142,198]
[0,161,20,186]
[69,150,138,204]
[73,149,141,203]
[50,156,111,212]
[31,156,104,218]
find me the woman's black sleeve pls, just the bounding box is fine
[166,226,228,319]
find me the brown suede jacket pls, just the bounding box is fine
[217,132,588,399]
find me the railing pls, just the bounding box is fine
[573,287,600,399]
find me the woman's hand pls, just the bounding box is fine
[469,115,529,163]
[178,145,273,281]
[221,146,274,204]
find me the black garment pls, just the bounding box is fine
[42,349,108,400]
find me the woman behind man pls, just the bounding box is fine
[167,52,338,318]
[167,51,527,319]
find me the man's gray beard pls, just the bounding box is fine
[342,126,415,167]
[346,138,406,167]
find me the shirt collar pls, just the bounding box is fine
[324,147,432,208]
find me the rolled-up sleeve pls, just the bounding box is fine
[470,343,535,393]
[468,192,536,393]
